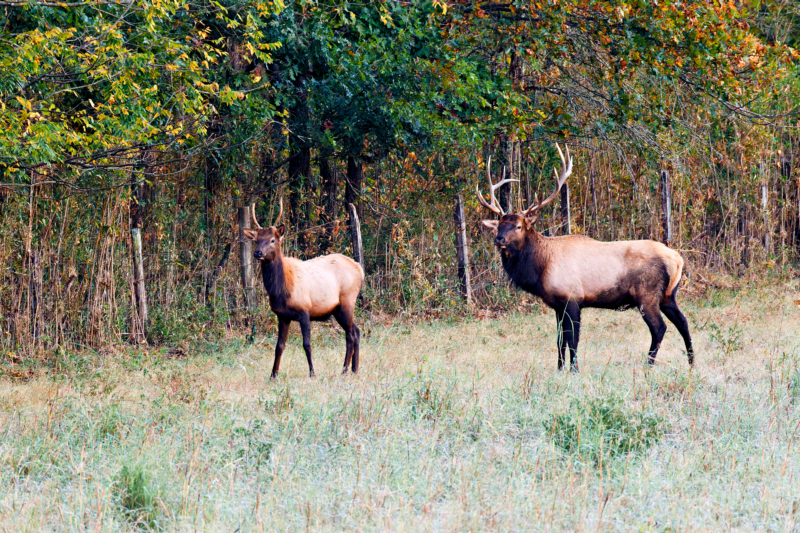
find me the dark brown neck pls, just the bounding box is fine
[500,230,549,296]
[260,249,289,302]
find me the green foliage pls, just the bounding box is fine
[230,419,273,470]
[545,394,664,465]
[410,377,455,421]
[114,464,162,530]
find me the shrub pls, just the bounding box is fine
[545,394,663,465]
[114,464,162,530]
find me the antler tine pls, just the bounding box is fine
[250,202,263,230]
[476,155,518,216]
[273,195,284,226]
[521,143,574,218]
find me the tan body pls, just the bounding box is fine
[243,210,364,378]
[278,254,363,318]
[478,144,693,370]
[532,235,683,305]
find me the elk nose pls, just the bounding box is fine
[495,236,507,246]
[254,250,263,259]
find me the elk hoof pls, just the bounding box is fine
[270,373,279,381]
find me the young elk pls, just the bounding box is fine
[243,200,364,378]
[477,145,694,371]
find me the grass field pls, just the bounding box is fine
[1,281,800,531]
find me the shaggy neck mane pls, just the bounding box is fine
[501,231,549,296]
[260,252,292,301]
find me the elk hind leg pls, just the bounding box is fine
[271,316,291,379]
[641,304,667,365]
[660,299,694,366]
[299,312,315,377]
[333,305,356,374]
[351,324,361,373]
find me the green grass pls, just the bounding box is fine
[1,281,800,531]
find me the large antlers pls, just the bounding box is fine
[476,155,519,216]
[250,196,284,230]
[521,143,573,220]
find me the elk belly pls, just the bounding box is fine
[296,264,342,318]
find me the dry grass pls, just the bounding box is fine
[1,281,800,531]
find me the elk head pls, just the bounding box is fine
[242,197,285,262]
[478,144,572,252]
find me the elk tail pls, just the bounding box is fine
[664,252,684,300]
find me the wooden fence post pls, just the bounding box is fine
[348,203,363,267]
[560,182,571,235]
[452,193,472,303]
[130,183,147,342]
[760,162,771,253]
[238,206,255,312]
[661,170,672,245]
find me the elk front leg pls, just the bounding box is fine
[271,316,290,379]
[299,312,315,377]
[564,301,581,372]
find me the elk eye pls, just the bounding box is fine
[517,225,521,230]
[271,239,275,243]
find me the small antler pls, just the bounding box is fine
[521,143,573,220]
[273,196,283,226]
[476,155,518,216]
[250,203,262,230]
[250,196,283,230]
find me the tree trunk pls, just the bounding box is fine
[346,156,363,219]
[348,202,363,267]
[320,157,338,252]
[288,147,312,252]
[29,250,40,340]
[205,241,233,309]
[238,207,255,314]
[497,136,511,213]
[453,193,472,303]
[560,183,571,235]
[661,170,672,245]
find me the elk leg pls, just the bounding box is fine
[271,317,290,379]
[351,324,361,373]
[554,308,567,370]
[660,300,694,366]
[299,312,315,377]
[564,302,581,372]
[641,305,667,365]
[333,306,355,374]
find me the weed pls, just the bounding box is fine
[114,464,162,530]
[545,394,663,465]
[231,419,273,471]
[709,322,744,360]
[96,403,125,440]
[648,369,703,402]
[260,383,295,415]
[410,378,455,421]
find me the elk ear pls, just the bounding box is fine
[482,219,499,232]
[276,224,286,239]
[525,214,539,226]
[242,228,258,241]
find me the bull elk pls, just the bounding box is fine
[243,199,364,378]
[477,145,694,371]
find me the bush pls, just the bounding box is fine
[114,464,162,530]
[545,394,663,465]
